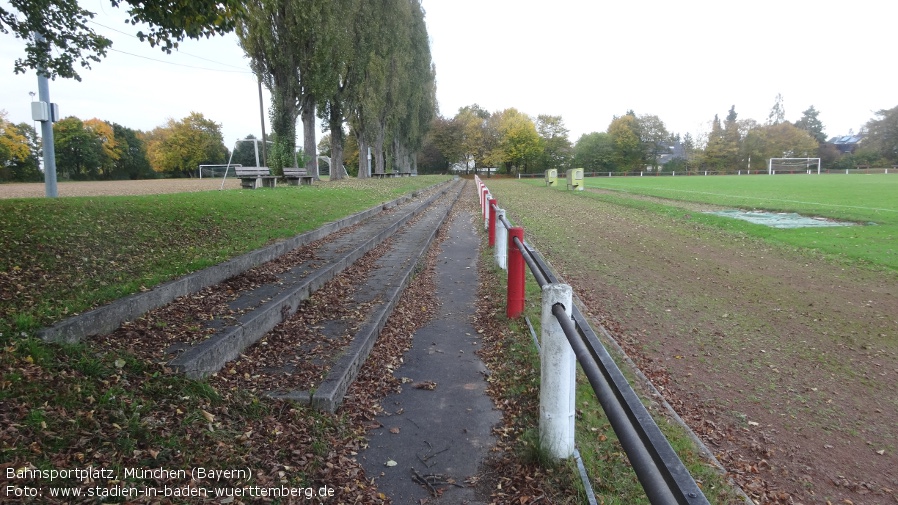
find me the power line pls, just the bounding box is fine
[88,20,251,72]
[108,48,252,73]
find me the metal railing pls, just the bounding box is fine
[475,176,710,505]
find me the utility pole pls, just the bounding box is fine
[33,31,58,197]
[257,77,268,167]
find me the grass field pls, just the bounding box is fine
[483,177,898,503]
[547,174,898,272]
[0,176,447,333]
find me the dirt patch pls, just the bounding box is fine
[493,182,898,505]
[588,187,730,212]
[0,178,241,198]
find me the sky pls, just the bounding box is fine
[1,0,895,152]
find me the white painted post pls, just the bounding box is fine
[483,191,490,230]
[495,209,508,270]
[539,283,575,460]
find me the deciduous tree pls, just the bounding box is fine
[2,0,243,80]
[145,112,227,177]
[607,113,642,171]
[862,105,898,164]
[637,113,669,170]
[0,111,30,169]
[572,132,614,172]
[535,115,572,171]
[53,116,104,179]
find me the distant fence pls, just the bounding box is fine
[475,175,711,505]
[515,167,898,178]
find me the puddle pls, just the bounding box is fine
[706,210,857,229]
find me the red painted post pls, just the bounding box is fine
[507,227,525,318]
[488,198,497,247]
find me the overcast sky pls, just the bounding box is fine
[1,0,895,151]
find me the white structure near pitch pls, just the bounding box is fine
[768,157,822,175]
[539,283,576,459]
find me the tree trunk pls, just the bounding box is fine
[301,97,318,179]
[329,105,345,180]
[357,136,370,178]
[374,124,385,175]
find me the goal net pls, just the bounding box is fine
[199,164,241,179]
[768,158,821,175]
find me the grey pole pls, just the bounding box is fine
[257,77,268,167]
[34,32,58,198]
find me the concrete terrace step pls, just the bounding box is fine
[38,181,450,344]
[167,180,463,380]
[269,181,464,412]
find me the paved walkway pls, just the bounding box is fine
[358,201,500,503]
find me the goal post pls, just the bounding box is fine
[768,158,821,175]
[198,164,241,179]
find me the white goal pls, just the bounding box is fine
[199,164,241,178]
[768,158,821,175]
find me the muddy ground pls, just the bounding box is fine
[491,181,897,505]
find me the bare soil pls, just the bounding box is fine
[496,182,898,504]
[0,178,240,198]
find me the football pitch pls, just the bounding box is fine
[566,173,898,271]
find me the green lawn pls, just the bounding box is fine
[529,174,898,272]
[0,176,447,333]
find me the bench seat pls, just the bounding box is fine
[235,167,277,189]
[284,167,315,186]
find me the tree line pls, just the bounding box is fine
[416,98,898,175]
[0,110,239,181]
[3,0,435,182]
[5,2,896,181]
[236,0,435,179]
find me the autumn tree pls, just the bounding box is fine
[53,117,105,179]
[486,108,541,174]
[608,113,642,171]
[741,122,819,166]
[636,113,669,170]
[1,111,31,172]
[535,115,572,171]
[83,118,119,176]
[456,105,491,171]
[2,0,244,80]
[145,112,227,177]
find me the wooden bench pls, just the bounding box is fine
[235,167,277,189]
[284,167,314,185]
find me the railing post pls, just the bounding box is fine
[482,187,489,229]
[488,198,497,247]
[540,283,575,459]
[495,209,507,270]
[506,227,525,318]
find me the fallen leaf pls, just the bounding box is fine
[389,427,400,434]
[385,460,397,467]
